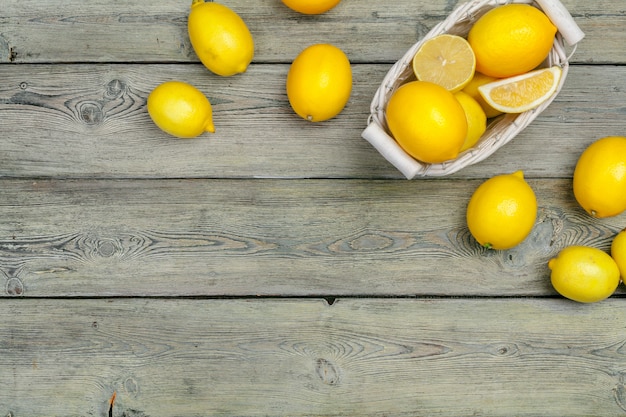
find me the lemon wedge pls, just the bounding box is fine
[478,66,562,114]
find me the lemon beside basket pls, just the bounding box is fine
[362,0,584,179]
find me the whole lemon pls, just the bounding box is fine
[286,43,352,122]
[466,171,537,250]
[573,136,626,218]
[548,246,620,303]
[281,0,341,14]
[462,72,503,118]
[454,91,487,152]
[468,4,557,78]
[188,0,254,76]
[147,81,214,138]
[611,228,626,280]
[385,81,467,164]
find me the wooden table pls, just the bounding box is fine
[1,0,625,415]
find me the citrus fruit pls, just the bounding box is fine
[468,4,557,78]
[385,81,467,163]
[411,34,476,93]
[281,0,341,14]
[477,66,562,114]
[188,0,254,76]
[466,171,537,250]
[548,245,620,303]
[573,136,626,218]
[454,91,487,152]
[462,72,503,118]
[286,43,352,122]
[611,228,626,280]
[147,81,214,138]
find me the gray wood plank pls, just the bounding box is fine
[1,178,623,298]
[0,64,623,179]
[2,297,626,416]
[0,0,616,64]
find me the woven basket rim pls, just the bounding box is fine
[363,0,577,178]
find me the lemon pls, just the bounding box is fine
[548,246,620,303]
[611,228,626,280]
[147,81,214,138]
[462,72,503,118]
[286,43,352,122]
[573,136,626,218]
[385,81,467,164]
[411,34,476,93]
[281,0,341,14]
[188,0,254,76]
[454,91,487,152]
[478,66,562,114]
[468,4,557,78]
[466,171,537,250]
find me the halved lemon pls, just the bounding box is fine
[478,66,562,114]
[412,34,476,93]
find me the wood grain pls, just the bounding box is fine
[3,298,626,417]
[0,178,623,298]
[1,1,626,415]
[0,0,618,64]
[1,64,625,179]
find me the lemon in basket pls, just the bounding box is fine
[548,245,620,303]
[147,81,215,138]
[573,136,626,218]
[386,81,467,163]
[188,0,254,76]
[611,228,626,280]
[454,91,487,152]
[281,0,341,14]
[466,171,537,250]
[412,34,476,93]
[478,66,562,114]
[286,43,352,122]
[468,4,557,78]
[462,72,503,118]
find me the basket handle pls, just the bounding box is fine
[361,123,424,179]
[535,0,585,45]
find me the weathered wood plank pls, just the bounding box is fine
[3,298,626,416]
[0,178,623,298]
[0,64,623,179]
[0,0,617,64]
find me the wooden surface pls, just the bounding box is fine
[1,0,626,415]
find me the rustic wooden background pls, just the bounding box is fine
[1,0,626,415]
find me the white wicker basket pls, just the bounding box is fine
[362,0,584,178]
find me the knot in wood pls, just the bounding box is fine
[105,79,126,100]
[6,277,24,296]
[96,239,118,258]
[315,358,340,386]
[78,101,104,125]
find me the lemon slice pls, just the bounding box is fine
[412,34,476,93]
[478,66,562,114]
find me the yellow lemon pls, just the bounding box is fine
[454,91,487,152]
[281,0,341,14]
[466,171,537,250]
[286,43,352,122]
[411,34,476,93]
[548,246,620,303]
[147,81,214,138]
[478,66,562,114]
[462,72,503,118]
[188,0,254,76]
[573,136,626,218]
[385,81,467,163]
[611,228,626,280]
[468,4,557,78]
